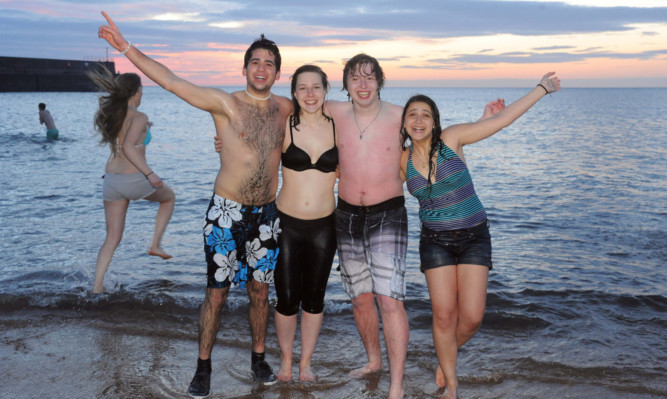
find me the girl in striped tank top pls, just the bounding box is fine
[398,72,561,399]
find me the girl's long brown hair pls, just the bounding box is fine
[88,65,141,156]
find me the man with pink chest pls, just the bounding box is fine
[327,53,408,399]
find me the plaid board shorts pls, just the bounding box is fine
[335,196,407,300]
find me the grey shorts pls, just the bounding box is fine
[335,196,408,300]
[102,172,156,201]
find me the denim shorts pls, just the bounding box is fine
[419,220,493,272]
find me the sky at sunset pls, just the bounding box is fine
[1,0,666,87]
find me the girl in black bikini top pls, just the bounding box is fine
[281,115,338,173]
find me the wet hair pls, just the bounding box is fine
[290,64,331,129]
[87,65,142,156]
[400,94,443,190]
[244,34,281,72]
[342,53,385,100]
[38,103,46,110]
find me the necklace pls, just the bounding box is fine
[244,88,271,101]
[354,102,383,140]
[413,146,432,169]
[128,105,137,111]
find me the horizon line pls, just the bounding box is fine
[141,80,667,89]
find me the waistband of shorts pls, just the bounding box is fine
[211,193,276,210]
[103,172,146,179]
[421,219,489,236]
[337,196,405,214]
[278,210,335,226]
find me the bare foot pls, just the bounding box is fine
[299,365,316,381]
[349,363,381,378]
[441,385,457,399]
[277,359,292,382]
[388,385,404,399]
[92,286,105,294]
[435,364,446,388]
[148,248,172,259]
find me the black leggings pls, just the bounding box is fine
[274,211,336,316]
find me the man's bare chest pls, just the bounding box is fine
[234,102,284,151]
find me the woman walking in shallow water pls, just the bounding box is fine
[90,67,175,293]
[400,72,561,398]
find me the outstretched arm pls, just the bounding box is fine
[98,11,231,114]
[446,72,561,146]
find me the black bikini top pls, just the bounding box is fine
[281,116,338,173]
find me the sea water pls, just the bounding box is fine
[0,87,665,398]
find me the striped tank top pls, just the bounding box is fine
[406,143,487,231]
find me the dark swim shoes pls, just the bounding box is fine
[188,352,276,398]
[251,351,277,385]
[188,358,211,398]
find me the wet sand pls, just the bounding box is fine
[4,306,659,399]
[0,307,421,399]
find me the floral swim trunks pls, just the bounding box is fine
[203,194,281,288]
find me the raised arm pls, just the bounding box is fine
[445,72,561,146]
[98,11,232,114]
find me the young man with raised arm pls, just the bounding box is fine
[98,12,292,398]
